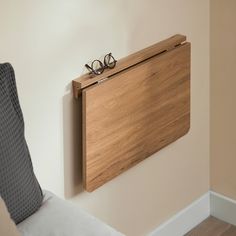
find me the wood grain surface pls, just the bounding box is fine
[185,216,236,236]
[73,34,186,97]
[82,42,190,192]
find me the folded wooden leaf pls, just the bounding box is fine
[73,35,191,192]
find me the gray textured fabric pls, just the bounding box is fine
[0,63,43,224]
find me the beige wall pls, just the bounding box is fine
[0,198,20,236]
[0,1,210,235]
[210,0,236,200]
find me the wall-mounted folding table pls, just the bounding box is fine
[73,34,190,192]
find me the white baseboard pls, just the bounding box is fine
[149,193,210,236]
[149,191,236,236]
[210,191,236,226]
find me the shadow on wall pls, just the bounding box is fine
[63,89,83,198]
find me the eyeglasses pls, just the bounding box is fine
[85,53,117,76]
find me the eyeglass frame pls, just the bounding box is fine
[85,53,117,76]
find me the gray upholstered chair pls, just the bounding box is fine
[0,63,124,236]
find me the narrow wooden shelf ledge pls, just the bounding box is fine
[73,34,187,98]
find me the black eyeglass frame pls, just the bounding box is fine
[85,53,117,76]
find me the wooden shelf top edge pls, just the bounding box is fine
[73,34,186,98]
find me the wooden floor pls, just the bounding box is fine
[185,216,236,236]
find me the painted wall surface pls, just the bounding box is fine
[0,1,209,235]
[210,0,236,200]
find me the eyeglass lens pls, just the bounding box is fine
[91,60,104,75]
[104,53,116,69]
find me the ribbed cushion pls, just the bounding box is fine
[0,63,43,224]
